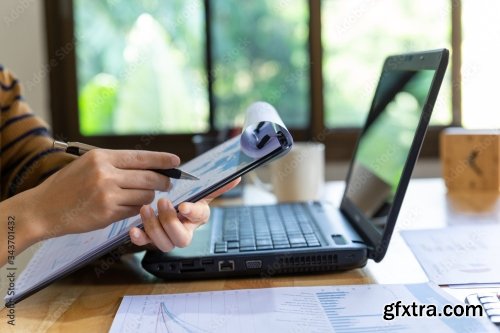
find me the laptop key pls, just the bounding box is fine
[289,236,306,244]
[224,234,239,242]
[273,238,289,243]
[479,296,499,304]
[484,303,500,310]
[302,224,314,235]
[240,245,257,252]
[291,243,308,248]
[256,240,272,247]
[214,241,228,253]
[487,309,500,316]
[227,241,239,249]
[273,244,291,249]
[240,239,256,248]
[305,234,319,243]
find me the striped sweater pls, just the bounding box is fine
[0,65,75,200]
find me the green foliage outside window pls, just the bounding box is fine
[75,0,452,136]
[211,0,309,129]
[75,0,208,135]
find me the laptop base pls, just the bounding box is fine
[142,248,368,279]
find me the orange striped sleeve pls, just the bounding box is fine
[0,66,76,200]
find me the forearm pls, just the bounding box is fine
[0,190,43,267]
[0,67,76,201]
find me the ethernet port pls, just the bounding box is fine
[218,260,235,272]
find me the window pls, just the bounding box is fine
[73,0,309,135]
[74,0,208,135]
[461,0,500,129]
[45,0,466,161]
[211,0,309,129]
[322,0,451,127]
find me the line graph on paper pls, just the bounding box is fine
[156,302,211,333]
[111,291,262,333]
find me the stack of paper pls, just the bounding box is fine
[401,225,500,286]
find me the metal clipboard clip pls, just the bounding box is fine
[252,121,287,149]
[240,102,293,159]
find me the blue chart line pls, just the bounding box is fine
[51,257,61,270]
[316,291,406,333]
[156,302,211,333]
[107,218,129,239]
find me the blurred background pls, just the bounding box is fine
[1,0,498,179]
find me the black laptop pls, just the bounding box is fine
[142,49,449,278]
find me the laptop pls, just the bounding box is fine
[142,49,449,278]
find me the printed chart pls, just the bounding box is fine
[109,284,495,333]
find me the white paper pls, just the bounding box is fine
[109,283,496,333]
[5,102,292,305]
[401,225,500,285]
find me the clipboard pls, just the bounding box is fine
[5,101,293,305]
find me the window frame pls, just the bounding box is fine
[44,0,461,161]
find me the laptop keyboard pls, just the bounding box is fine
[465,292,500,326]
[214,204,322,253]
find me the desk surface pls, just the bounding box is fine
[1,179,499,332]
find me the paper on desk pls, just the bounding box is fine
[109,283,495,333]
[401,225,500,286]
[5,102,292,305]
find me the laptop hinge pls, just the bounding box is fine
[366,246,376,259]
[340,202,381,260]
[352,239,375,258]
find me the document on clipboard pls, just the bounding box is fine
[5,102,293,305]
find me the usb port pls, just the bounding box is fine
[218,260,235,272]
[201,258,214,265]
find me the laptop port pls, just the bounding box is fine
[218,260,235,272]
[201,258,214,265]
[245,260,262,269]
[181,260,194,268]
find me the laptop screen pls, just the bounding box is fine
[341,50,448,260]
[345,70,434,227]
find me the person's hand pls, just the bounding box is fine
[23,149,180,241]
[129,178,241,251]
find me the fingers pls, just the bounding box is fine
[96,205,142,228]
[140,205,175,252]
[115,169,171,191]
[132,199,212,252]
[178,202,210,226]
[109,150,181,170]
[157,199,193,248]
[204,177,242,202]
[129,227,151,246]
[117,189,156,206]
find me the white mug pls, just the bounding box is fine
[269,142,325,202]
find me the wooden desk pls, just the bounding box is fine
[1,179,498,332]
